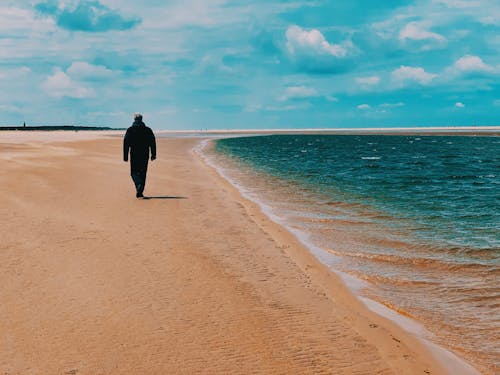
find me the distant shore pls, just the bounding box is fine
[0,125,124,131]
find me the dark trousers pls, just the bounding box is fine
[131,168,147,194]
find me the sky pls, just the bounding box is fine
[0,0,499,130]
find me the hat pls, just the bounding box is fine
[134,112,143,120]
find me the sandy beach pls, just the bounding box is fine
[0,132,476,374]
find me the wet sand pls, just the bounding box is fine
[0,132,476,374]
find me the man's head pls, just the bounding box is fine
[134,112,143,121]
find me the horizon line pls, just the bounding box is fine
[155,126,500,133]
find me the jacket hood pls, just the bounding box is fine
[132,119,145,127]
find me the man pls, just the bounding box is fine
[123,113,156,198]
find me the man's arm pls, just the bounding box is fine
[123,129,130,161]
[150,129,156,161]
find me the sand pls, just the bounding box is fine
[0,132,475,374]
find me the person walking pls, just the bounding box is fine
[123,113,156,198]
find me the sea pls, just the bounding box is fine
[201,134,499,374]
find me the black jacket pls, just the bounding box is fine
[123,120,156,170]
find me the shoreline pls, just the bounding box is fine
[0,132,481,374]
[195,138,481,375]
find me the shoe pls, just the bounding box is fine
[136,192,144,198]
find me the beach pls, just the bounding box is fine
[0,132,478,374]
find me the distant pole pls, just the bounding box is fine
[23,122,26,127]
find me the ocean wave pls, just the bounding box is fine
[324,246,497,273]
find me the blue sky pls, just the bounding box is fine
[1,0,499,129]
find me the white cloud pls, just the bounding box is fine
[42,68,94,99]
[143,0,245,30]
[0,6,57,60]
[374,0,500,50]
[280,85,318,101]
[357,104,371,110]
[0,66,31,80]
[371,14,408,40]
[434,0,500,25]
[355,76,380,86]
[265,103,311,112]
[244,103,263,112]
[195,53,234,74]
[356,102,404,111]
[0,6,55,33]
[455,102,465,108]
[392,66,437,85]
[67,62,114,80]
[326,96,338,102]
[399,22,446,42]
[452,55,497,74]
[434,0,483,9]
[380,102,405,108]
[286,25,352,58]
[479,4,500,26]
[284,25,356,73]
[142,1,316,31]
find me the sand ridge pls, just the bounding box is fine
[0,135,467,374]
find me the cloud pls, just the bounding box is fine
[40,61,114,99]
[0,6,55,33]
[285,25,355,73]
[280,85,318,101]
[195,53,234,75]
[286,25,349,58]
[0,6,57,60]
[392,65,437,85]
[0,66,31,80]
[265,103,311,112]
[35,0,140,32]
[433,0,500,25]
[357,102,405,111]
[443,55,499,82]
[399,22,446,43]
[455,101,465,107]
[244,103,262,113]
[479,13,500,26]
[42,67,94,98]
[355,76,380,86]
[372,16,448,52]
[371,14,407,40]
[67,61,114,80]
[380,102,405,108]
[452,55,497,74]
[144,0,235,30]
[434,0,485,9]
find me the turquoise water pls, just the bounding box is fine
[216,135,499,250]
[212,134,499,373]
